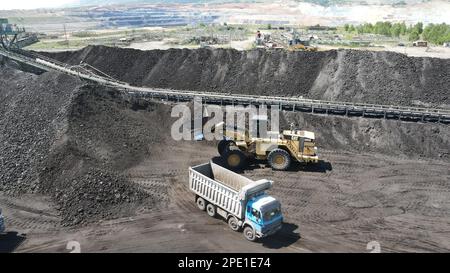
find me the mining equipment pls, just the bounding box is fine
[215,116,319,171]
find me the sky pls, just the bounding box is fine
[1,0,79,10]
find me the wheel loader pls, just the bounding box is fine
[215,120,319,171]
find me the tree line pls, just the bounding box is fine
[343,22,450,45]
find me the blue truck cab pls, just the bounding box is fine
[244,193,283,240]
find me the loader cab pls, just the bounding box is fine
[282,130,317,157]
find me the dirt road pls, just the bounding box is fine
[2,142,448,253]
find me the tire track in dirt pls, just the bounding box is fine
[0,195,60,232]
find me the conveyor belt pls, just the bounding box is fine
[1,48,449,124]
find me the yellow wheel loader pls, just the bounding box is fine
[215,120,319,171]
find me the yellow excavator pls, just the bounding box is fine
[215,118,319,171]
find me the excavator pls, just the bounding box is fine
[214,116,319,171]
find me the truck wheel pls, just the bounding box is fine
[196,197,206,211]
[228,217,240,232]
[224,149,247,170]
[206,204,216,217]
[268,149,291,171]
[218,140,232,156]
[243,226,257,242]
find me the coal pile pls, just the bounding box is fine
[44,45,450,108]
[0,65,173,225]
[282,112,450,161]
[0,66,81,194]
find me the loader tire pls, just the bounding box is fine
[224,149,247,170]
[218,140,232,156]
[268,149,291,171]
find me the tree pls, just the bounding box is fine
[373,21,392,36]
[399,22,407,35]
[408,29,420,41]
[341,21,450,44]
[356,25,364,34]
[413,22,423,34]
[391,23,402,37]
[344,24,349,31]
[422,23,450,44]
[348,24,355,32]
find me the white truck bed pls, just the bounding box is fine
[189,162,272,219]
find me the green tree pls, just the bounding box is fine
[399,22,407,35]
[364,23,374,33]
[373,21,392,36]
[348,24,355,32]
[344,24,349,31]
[356,25,364,34]
[422,23,450,44]
[341,21,450,44]
[408,29,420,41]
[413,22,423,34]
[391,23,402,37]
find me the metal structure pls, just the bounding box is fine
[0,18,27,50]
[1,47,449,124]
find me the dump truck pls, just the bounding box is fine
[189,161,283,241]
[215,116,319,171]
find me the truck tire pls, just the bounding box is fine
[268,149,291,171]
[224,149,247,170]
[218,140,232,156]
[196,197,206,211]
[228,216,240,232]
[206,204,216,217]
[243,226,257,242]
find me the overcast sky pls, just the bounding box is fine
[1,0,79,10]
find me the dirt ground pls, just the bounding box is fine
[1,141,449,253]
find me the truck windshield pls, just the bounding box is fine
[263,206,281,222]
